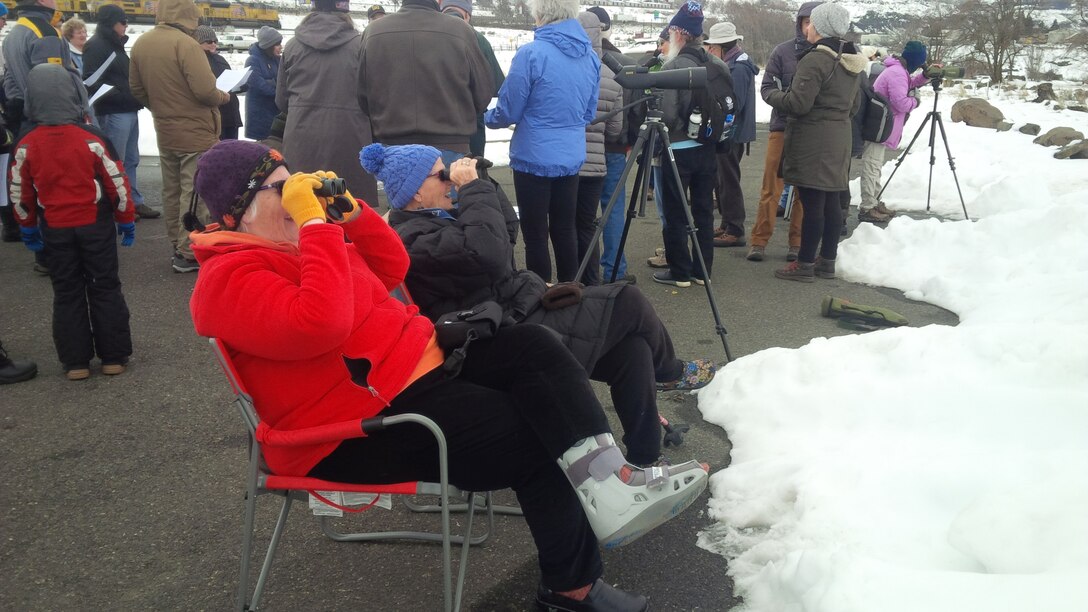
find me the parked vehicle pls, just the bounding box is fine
[219,33,258,52]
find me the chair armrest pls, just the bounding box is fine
[256,417,385,447]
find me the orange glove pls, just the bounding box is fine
[280,173,327,228]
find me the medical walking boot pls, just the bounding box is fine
[558,434,708,549]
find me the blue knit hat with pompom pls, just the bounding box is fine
[359,143,442,209]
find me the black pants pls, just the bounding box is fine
[575,175,604,286]
[310,324,607,591]
[42,218,132,369]
[513,171,579,283]
[660,146,716,281]
[796,186,847,263]
[590,286,682,465]
[220,126,239,141]
[714,142,746,236]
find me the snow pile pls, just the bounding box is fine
[696,95,1088,611]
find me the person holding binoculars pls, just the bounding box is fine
[186,139,708,612]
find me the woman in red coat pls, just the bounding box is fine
[187,140,708,610]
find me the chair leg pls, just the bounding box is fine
[249,494,293,611]
[453,492,477,612]
[237,488,260,612]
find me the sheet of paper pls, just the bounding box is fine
[216,68,252,93]
[88,84,114,106]
[486,96,498,111]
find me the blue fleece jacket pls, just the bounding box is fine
[485,18,599,177]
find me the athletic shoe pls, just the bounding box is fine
[172,255,200,273]
[136,204,162,219]
[746,245,765,261]
[102,363,127,376]
[33,262,50,276]
[786,246,800,262]
[657,359,716,391]
[652,271,690,288]
[536,579,648,612]
[774,260,815,283]
[692,277,706,286]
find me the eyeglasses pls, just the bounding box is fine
[255,179,286,194]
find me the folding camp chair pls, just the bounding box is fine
[209,337,494,612]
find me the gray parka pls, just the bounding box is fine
[577,12,622,178]
[763,41,866,192]
[277,11,379,205]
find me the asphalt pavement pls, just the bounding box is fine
[0,126,956,611]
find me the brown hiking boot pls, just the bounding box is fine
[713,234,746,248]
[647,247,668,268]
[746,245,765,262]
[814,257,836,279]
[859,207,892,223]
[874,202,896,217]
[774,261,815,283]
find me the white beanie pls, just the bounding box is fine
[810,2,850,39]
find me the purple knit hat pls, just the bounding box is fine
[668,1,704,39]
[193,140,287,230]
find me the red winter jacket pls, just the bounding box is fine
[10,124,135,228]
[189,209,438,476]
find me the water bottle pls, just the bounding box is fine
[686,107,702,140]
[719,113,735,143]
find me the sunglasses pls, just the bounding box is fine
[255,179,286,194]
[428,169,451,182]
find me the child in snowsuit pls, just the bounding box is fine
[11,64,135,380]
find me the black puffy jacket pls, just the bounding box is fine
[390,177,622,371]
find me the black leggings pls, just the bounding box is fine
[796,186,848,263]
[575,175,604,286]
[309,324,607,591]
[513,171,579,282]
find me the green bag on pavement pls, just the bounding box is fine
[821,296,909,331]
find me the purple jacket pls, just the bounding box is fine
[760,1,823,133]
[873,55,929,149]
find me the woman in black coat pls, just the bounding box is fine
[366,143,716,467]
[194,26,242,140]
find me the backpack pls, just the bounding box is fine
[678,47,736,145]
[858,73,893,144]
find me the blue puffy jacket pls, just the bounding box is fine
[244,44,280,140]
[485,19,599,177]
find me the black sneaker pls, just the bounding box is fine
[536,579,648,612]
[172,255,200,273]
[652,271,690,288]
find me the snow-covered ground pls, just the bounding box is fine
[696,90,1088,611]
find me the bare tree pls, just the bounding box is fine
[718,0,798,66]
[951,0,1038,83]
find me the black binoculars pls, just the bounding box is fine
[314,177,347,197]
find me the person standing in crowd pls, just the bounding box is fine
[359,0,492,168]
[574,10,622,286]
[366,4,386,21]
[763,2,864,283]
[440,0,505,159]
[653,2,730,288]
[747,1,824,264]
[194,26,242,141]
[61,17,88,74]
[83,4,159,220]
[2,0,89,275]
[858,41,929,223]
[587,5,635,283]
[704,21,758,249]
[243,26,281,141]
[130,0,229,273]
[11,64,135,380]
[485,0,597,283]
[279,0,378,205]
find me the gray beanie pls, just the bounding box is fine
[257,26,282,50]
[194,25,217,44]
[809,2,850,39]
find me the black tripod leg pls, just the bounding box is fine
[576,125,654,283]
[933,114,970,220]
[877,112,931,202]
[926,110,942,212]
[657,127,733,362]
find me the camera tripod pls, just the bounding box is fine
[574,93,733,361]
[877,78,970,220]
